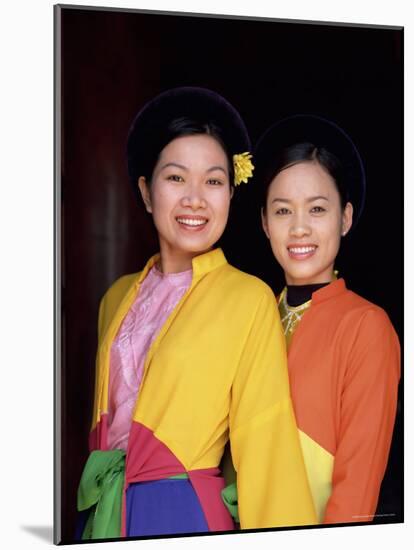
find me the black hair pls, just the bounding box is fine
[138,116,235,187]
[259,142,349,211]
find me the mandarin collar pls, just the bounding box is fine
[136,248,227,286]
[191,248,227,279]
[310,278,347,305]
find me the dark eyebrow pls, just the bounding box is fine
[307,195,329,202]
[271,198,291,204]
[206,166,228,175]
[160,162,188,171]
[271,196,329,204]
[160,163,228,175]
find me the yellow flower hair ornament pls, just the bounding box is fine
[233,152,254,186]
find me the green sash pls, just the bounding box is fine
[221,482,239,523]
[77,449,126,539]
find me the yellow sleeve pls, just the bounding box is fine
[229,287,317,528]
[90,273,138,435]
[96,273,138,340]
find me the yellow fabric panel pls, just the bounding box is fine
[132,253,292,472]
[131,262,275,470]
[232,398,317,528]
[298,429,334,523]
[228,285,317,528]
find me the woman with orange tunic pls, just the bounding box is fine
[223,115,400,525]
[257,115,400,523]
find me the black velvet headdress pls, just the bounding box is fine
[254,114,366,226]
[127,86,251,199]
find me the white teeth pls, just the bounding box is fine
[176,218,208,226]
[289,246,316,254]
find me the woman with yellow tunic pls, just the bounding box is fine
[223,114,400,525]
[75,89,316,540]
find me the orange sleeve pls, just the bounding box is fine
[323,307,400,523]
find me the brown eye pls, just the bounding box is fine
[275,207,290,215]
[311,206,326,213]
[167,175,184,182]
[207,179,223,186]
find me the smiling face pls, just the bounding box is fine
[262,160,353,286]
[138,134,233,273]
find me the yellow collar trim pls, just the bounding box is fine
[137,248,227,286]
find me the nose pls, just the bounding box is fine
[289,213,311,238]
[180,185,207,210]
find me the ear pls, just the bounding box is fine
[261,207,270,239]
[138,177,152,213]
[341,202,353,236]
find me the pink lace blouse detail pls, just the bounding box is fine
[107,264,192,450]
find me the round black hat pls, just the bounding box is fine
[127,86,251,198]
[254,114,366,227]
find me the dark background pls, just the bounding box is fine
[57,5,403,543]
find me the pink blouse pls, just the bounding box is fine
[107,264,192,450]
